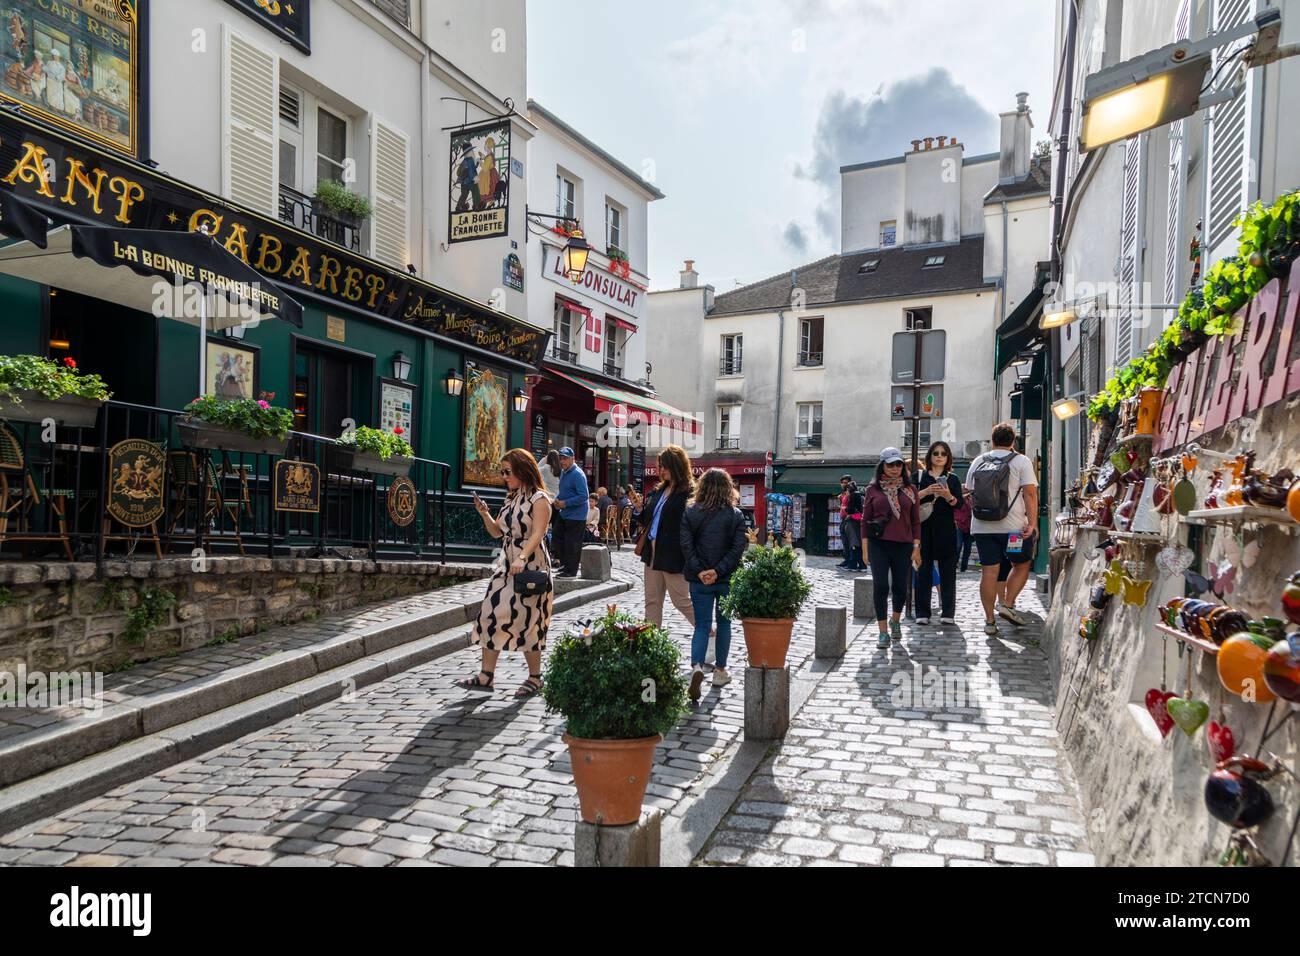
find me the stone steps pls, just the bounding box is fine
[0,573,629,834]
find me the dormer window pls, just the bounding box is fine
[858,260,880,274]
[922,255,945,269]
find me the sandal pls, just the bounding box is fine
[455,669,494,692]
[514,674,544,699]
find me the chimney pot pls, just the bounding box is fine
[936,135,945,148]
[1016,91,1029,112]
[923,136,934,150]
[910,139,922,152]
[684,259,694,272]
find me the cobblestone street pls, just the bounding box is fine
[0,552,1093,867]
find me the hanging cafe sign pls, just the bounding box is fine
[0,111,548,364]
[448,119,510,244]
[224,0,311,54]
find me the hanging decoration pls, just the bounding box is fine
[1262,632,1300,702]
[1281,570,1300,625]
[1145,689,1176,738]
[1205,756,1277,830]
[1120,574,1153,607]
[1155,544,1195,577]
[1216,632,1278,703]
[1102,560,1127,596]
[1167,695,1210,736]
[1206,720,1237,763]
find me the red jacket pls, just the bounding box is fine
[862,483,920,545]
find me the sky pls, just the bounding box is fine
[527,0,1056,293]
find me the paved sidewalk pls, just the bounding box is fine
[698,569,1096,866]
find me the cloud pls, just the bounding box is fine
[795,67,998,243]
[782,221,809,253]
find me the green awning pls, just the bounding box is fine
[995,274,1048,374]
[774,465,872,494]
[1010,349,1046,419]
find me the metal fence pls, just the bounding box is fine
[0,400,453,571]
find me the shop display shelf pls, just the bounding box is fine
[1184,505,1298,529]
[1154,621,1220,656]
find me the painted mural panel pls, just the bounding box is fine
[462,364,507,488]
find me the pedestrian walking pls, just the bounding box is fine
[836,474,866,571]
[637,445,697,629]
[965,422,1039,635]
[914,441,963,625]
[954,489,974,571]
[861,447,921,648]
[456,449,554,698]
[539,449,562,557]
[679,468,747,701]
[551,446,589,577]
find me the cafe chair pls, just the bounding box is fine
[0,422,74,560]
[166,451,249,555]
[603,504,623,548]
[620,505,633,543]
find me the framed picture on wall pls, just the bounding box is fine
[205,337,259,401]
[461,362,509,488]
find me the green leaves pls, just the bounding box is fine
[0,354,111,404]
[718,544,811,621]
[313,179,373,220]
[184,395,294,439]
[338,425,413,460]
[542,608,687,740]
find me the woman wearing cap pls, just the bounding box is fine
[861,447,921,648]
[914,441,963,626]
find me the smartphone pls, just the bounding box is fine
[1007,533,1024,554]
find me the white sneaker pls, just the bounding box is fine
[941,617,956,626]
[915,617,931,626]
[689,666,705,702]
[712,666,731,687]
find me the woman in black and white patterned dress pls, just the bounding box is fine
[456,448,554,698]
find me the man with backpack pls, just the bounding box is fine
[965,423,1039,635]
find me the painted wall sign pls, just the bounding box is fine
[1154,261,1300,453]
[462,364,508,488]
[503,252,523,291]
[448,119,510,243]
[106,437,165,527]
[273,459,320,513]
[387,476,417,526]
[223,0,311,54]
[542,244,643,320]
[326,315,345,342]
[0,0,145,158]
[0,111,548,365]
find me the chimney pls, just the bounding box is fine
[998,92,1033,183]
[910,139,922,152]
[680,259,699,289]
[923,136,934,150]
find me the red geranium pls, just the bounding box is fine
[63,357,77,369]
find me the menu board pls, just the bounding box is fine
[529,410,548,460]
[380,380,415,441]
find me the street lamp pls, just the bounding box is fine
[392,350,412,381]
[513,387,529,414]
[1039,303,1078,330]
[1080,9,1292,152]
[1052,393,1086,421]
[444,367,464,397]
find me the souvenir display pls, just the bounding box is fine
[1262,633,1300,702]
[1281,570,1300,626]
[1172,455,1198,515]
[1120,575,1152,606]
[1079,609,1102,642]
[1155,545,1195,577]
[1287,477,1300,522]
[1216,632,1277,703]
[1102,560,1126,596]
[1242,460,1293,510]
[1166,695,1209,736]
[1205,469,1226,509]
[1206,721,1236,763]
[1130,477,1163,534]
[1088,583,1112,610]
[1145,688,1176,738]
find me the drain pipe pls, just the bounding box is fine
[772,274,791,461]
[995,198,1010,418]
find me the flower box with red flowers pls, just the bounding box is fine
[0,354,111,428]
[337,425,414,477]
[179,395,294,456]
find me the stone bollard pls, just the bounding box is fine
[574,809,661,867]
[815,605,847,659]
[580,545,612,582]
[853,576,873,619]
[744,665,790,740]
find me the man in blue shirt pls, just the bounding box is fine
[552,447,589,576]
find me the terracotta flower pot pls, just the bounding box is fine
[1134,387,1163,436]
[564,733,661,825]
[741,617,795,668]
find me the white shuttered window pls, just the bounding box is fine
[1115,136,1143,367]
[370,117,410,268]
[222,28,278,216]
[1206,0,1259,260]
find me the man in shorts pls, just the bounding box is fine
[965,422,1039,635]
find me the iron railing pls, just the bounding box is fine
[794,435,822,450]
[603,360,623,379]
[0,400,456,571]
[549,344,578,364]
[716,437,740,450]
[718,357,743,376]
[278,185,363,253]
[797,351,824,367]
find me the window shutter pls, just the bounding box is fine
[1206,0,1258,260]
[222,28,278,216]
[370,117,410,268]
[1164,0,1192,305]
[1115,136,1142,366]
[585,316,602,353]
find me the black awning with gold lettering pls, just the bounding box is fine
[0,189,51,248]
[0,109,549,366]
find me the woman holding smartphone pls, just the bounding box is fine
[456,448,554,698]
[861,447,921,649]
[914,440,963,626]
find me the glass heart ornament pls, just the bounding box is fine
[1156,545,1195,577]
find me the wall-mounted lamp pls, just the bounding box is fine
[392,350,412,382]
[1039,303,1078,330]
[1052,392,1087,421]
[444,367,464,397]
[513,387,529,414]
[527,207,590,281]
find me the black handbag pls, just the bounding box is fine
[513,570,552,595]
[862,516,887,539]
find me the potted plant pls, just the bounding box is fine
[312,179,373,228]
[719,543,812,669]
[338,425,413,477]
[543,606,688,826]
[0,355,110,427]
[179,395,293,456]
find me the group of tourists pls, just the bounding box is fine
[451,420,1037,697]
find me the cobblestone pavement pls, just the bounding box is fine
[0,552,1094,867]
[699,563,1096,867]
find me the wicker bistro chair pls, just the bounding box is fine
[0,423,74,560]
[620,505,633,543]
[603,504,623,548]
[166,451,251,555]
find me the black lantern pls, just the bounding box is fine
[513,387,529,414]
[444,367,464,397]
[563,227,591,281]
[393,350,412,381]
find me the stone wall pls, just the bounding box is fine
[1044,398,1300,866]
[0,557,490,675]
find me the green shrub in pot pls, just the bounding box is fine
[719,543,811,622]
